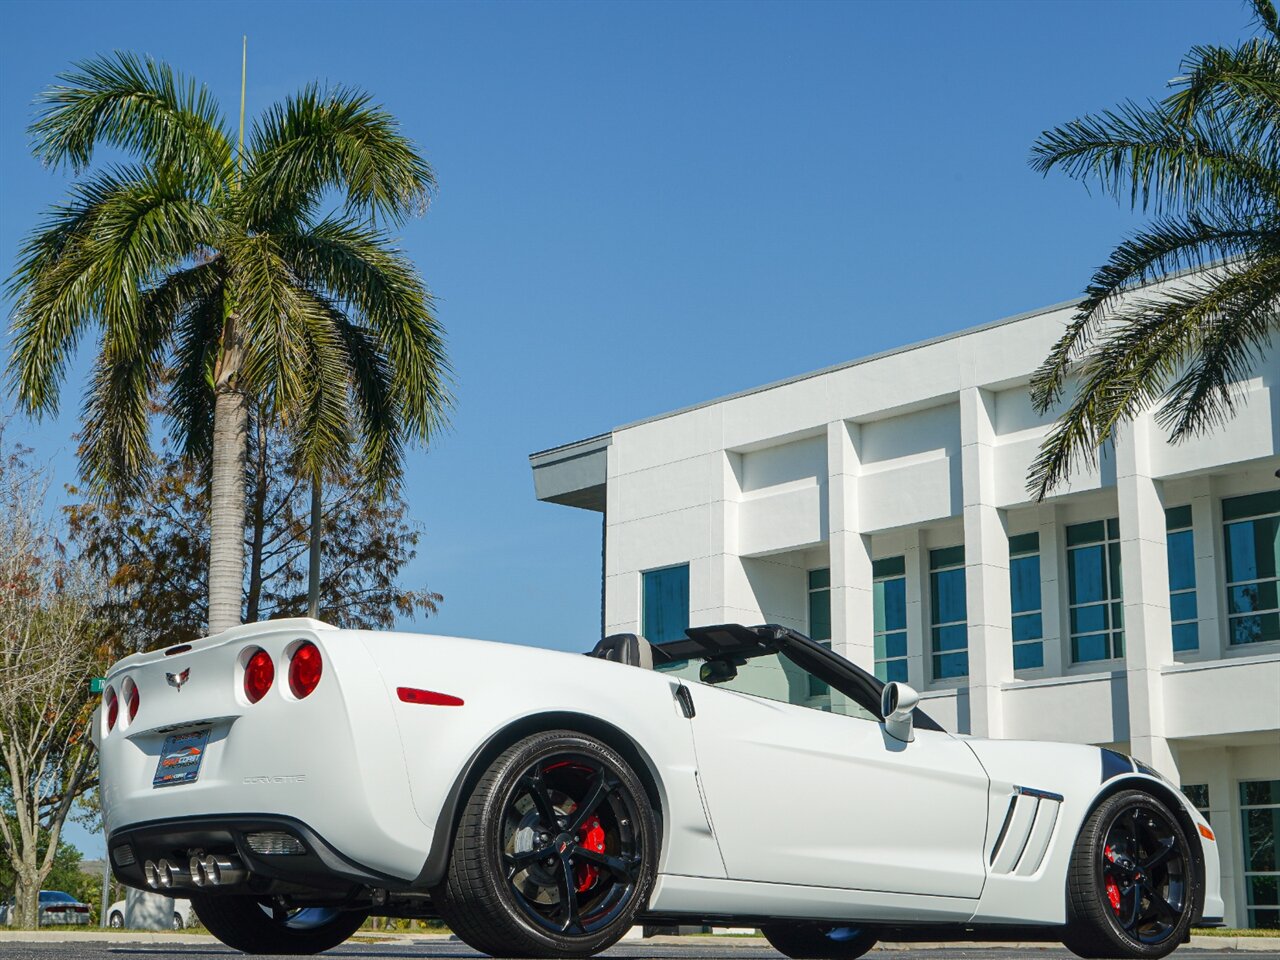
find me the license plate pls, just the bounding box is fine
[153,729,210,787]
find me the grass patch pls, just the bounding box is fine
[1192,927,1277,937]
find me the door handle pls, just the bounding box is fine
[674,685,696,718]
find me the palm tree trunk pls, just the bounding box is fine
[245,415,268,623]
[209,384,248,635]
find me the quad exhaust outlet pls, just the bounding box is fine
[144,855,245,888]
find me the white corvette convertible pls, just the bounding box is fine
[95,619,1222,959]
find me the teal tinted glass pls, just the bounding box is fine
[808,568,830,591]
[1067,520,1105,546]
[1167,529,1196,592]
[872,555,905,578]
[1009,532,1040,556]
[643,565,689,644]
[1223,490,1280,523]
[1013,612,1043,642]
[1165,505,1193,531]
[931,566,967,623]
[1011,554,1041,614]
[929,545,965,569]
[1173,622,1200,652]
[1070,545,1107,604]
[1013,640,1044,669]
[1226,516,1280,584]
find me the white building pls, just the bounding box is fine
[530,283,1280,929]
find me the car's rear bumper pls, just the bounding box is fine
[108,813,413,896]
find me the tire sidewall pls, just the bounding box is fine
[1075,790,1196,958]
[478,732,658,954]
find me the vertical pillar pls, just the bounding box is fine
[828,421,875,671]
[1038,504,1064,675]
[1190,476,1222,658]
[905,529,927,692]
[704,451,750,625]
[961,387,1014,738]
[1115,418,1178,778]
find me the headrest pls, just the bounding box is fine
[587,633,654,669]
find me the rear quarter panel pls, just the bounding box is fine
[359,632,725,881]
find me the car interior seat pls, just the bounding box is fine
[587,632,655,669]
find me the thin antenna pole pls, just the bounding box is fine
[237,36,247,185]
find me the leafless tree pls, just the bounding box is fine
[0,425,104,928]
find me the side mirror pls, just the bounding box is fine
[880,681,919,743]
[700,658,738,685]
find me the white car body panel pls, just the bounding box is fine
[682,683,989,899]
[96,618,1222,932]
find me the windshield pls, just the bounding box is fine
[39,892,75,903]
[656,648,879,722]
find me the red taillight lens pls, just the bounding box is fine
[126,681,140,722]
[105,687,119,731]
[244,648,274,703]
[289,642,323,699]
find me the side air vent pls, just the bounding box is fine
[989,786,1063,876]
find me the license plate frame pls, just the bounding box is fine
[153,728,210,788]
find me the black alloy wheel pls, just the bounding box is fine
[433,730,658,958]
[1065,789,1198,959]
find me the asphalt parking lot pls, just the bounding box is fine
[0,940,1263,960]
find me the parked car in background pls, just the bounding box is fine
[107,896,193,929]
[0,891,93,926]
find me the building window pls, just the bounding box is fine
[1181,783,1211,824]
[1240,779,1280,929]
[1009,532,1044,670]
[1066,519,1124,663]
[642,564,689,644]
[1223,491,1280,647]
[807,568,832,643]
[1166,505,1199,653]
[929,546,967,680]
[807,568,833,701]
[873,557,907,683]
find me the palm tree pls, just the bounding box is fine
[1026,0,1280,500]
[7,52,451,633]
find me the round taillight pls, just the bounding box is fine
[105,687,119,731]
[244,649,274,704]
[125,680,140,723]
[289,642,323,699]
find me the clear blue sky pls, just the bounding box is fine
[0,0,1246,855]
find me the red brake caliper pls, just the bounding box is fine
[1103,845,1121,913]
[575,816,605,893]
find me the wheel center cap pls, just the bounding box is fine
[555,833,573,853]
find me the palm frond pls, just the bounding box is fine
[1027,258,1280,498]
[1029,100,1280,215]
[1251,0,1280,41]
[275,218,452,445]
[307,292,403,491]
[242,84,435,229]
[30,51,232,193]
[1029,212,1280,412]
[1155,255,1280,438]
[7,166,217,415]
[167,287,223,462]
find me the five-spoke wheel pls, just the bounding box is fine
[434,730,658,958]
[1065,789,1198,959]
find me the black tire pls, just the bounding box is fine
[761,923,878,960]
[172,911,183,930]
[1063,789,1198,959]
[189,895,367,954]
[433,729,659,958]
[108,911,124,928]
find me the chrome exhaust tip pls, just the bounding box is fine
[143,861,159,889]
[202,854,246,886]
[189,856,206,887]
[156,858,175,889]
